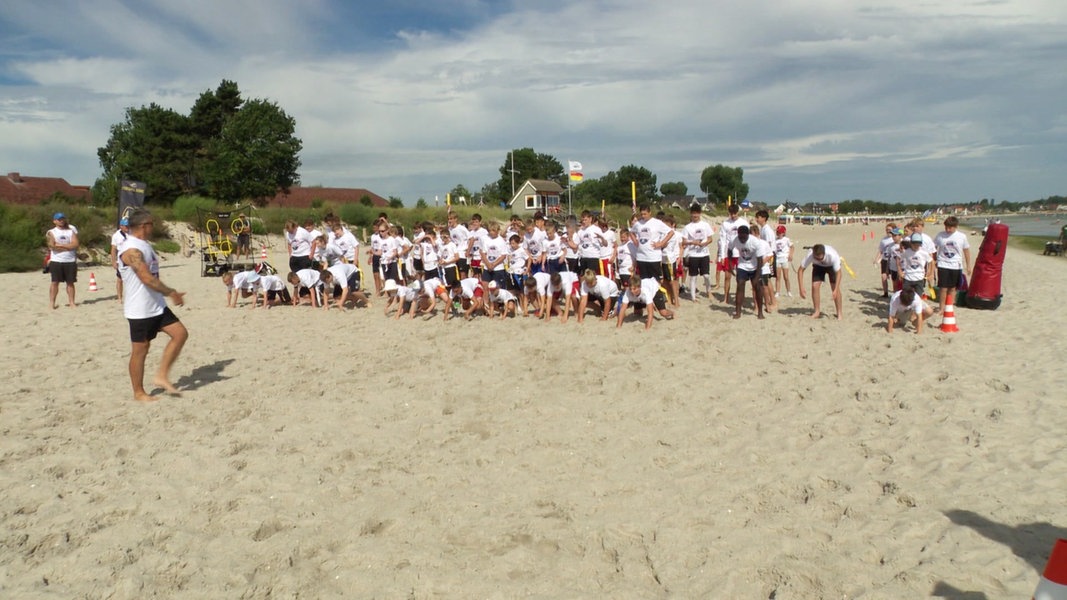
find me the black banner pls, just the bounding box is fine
[118,180,146,224]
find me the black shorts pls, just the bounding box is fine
[618,273,632,288]
[736,268,759,283]
[546,258,565,274]
[636,260,663,280]
[413,258,424,273]
[128,306,180,343]
[237,233,251,249]
[347,272,362,291]
[903,279,926,295]
[482,270,508,288]
[456,258,469,274]
[442,265,460,286]
[880,259,890,275]
[578,257,600,275]
[687,256,710,276]
[371,255,381,273]
[811,264,839,283]
[937,267,963,289]
[381,262,399,282]
[566,257,579,273]
[267,288,292,303]
[290,255,314,273]
[49,261,77,284]
[660,261,674,283]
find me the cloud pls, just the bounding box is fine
[0,0,1064,203]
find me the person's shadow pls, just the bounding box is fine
[932,509,1067,597]
[174,358,235,392]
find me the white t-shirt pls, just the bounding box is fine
[630,218,672,262]
[799,246,842,272]
[663,228,681,263]
[718,217,749,257]
[488,287,517,304]
[523,230,546,260]
[551,271,580,296]
[287,227,312,257]
[508,246,529,275]
[420,239,439,271]
[576,224,605,259]
[326,263,359,289]
[622,278,661,305]
[49,225,79,263]
[258,274,286,292]
[457,277,481,299]
[581,275,619,299]
[599,229,616,261]
[682,221,713,258]
[331,229,360,263]
[294,268,322,288]
[933,230,970,269]
[482,235,508,271]
[543,234,564,262]
[467,226,488,261]
[900,248,932,282]
[728,236,770,272]
[379,237,398,265]
[230,271,259,291]
[449,223,470,258]
[529,272,552,297]
[617,240,635,276]
[774,236,793,263]
[889,290,926,317]
[119,236,165,319]
[878,236,896,261]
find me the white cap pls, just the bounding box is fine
[245,270,260,283]
[383,279,398,292]
[488,280,498,289]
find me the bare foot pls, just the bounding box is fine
[152,378,182,396]
[733,312,741,319]
[810,312,821,319]
[757,313,765,319]
[133,392,158,403]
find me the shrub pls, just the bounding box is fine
[173,195,219,221]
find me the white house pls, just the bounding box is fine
[509,179,564,213]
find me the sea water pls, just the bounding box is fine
[959,213,1067,238]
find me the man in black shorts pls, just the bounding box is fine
[119,209,189,402]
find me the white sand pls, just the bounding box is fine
[2,222,1065,598]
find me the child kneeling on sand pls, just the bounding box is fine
[887,288,934,334]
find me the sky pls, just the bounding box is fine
[1,0,1065,206]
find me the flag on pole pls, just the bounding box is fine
[568,160,583,182]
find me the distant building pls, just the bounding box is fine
[509,179,564,213]
[269,186,389,208]
[0,172,92,205]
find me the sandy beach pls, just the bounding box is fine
[2,221,1065,598]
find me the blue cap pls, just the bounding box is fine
[119,217,129,226]
[53,212,66,220]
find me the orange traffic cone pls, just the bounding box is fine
[940,293,959,333]
[1033,539,1067,600]
[260,246,268,260]
[88,272,99,292]
[862,231,867,241]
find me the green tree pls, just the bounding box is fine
[700,164,749,205]
[660,181,688,196]
[95,103,197,205]
[188,80,243,189]
[415,198,428,209]
[449,184,472,205]
[360,196,374,207]
[388,196,404,209]
[203,98,302,203]
[496,148,565,201]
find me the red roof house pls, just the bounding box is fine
[269,186,389,208]
[0,172,93,205]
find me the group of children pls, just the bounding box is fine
[877,216,973,333]
[216,206,814,329]
[220,206,970,334]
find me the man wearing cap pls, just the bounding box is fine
[235,213,252,261]
[797,243,844,320]
[110,217,131,302]
[118,208,188,401]
[46,212,80,309]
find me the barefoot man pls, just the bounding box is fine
[797,243,844,320]
[119,208,189,401]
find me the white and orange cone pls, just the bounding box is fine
[940,293,959,333]
[1033,539,1067,600]
[88,272,99,292]
[260,246,268,260]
